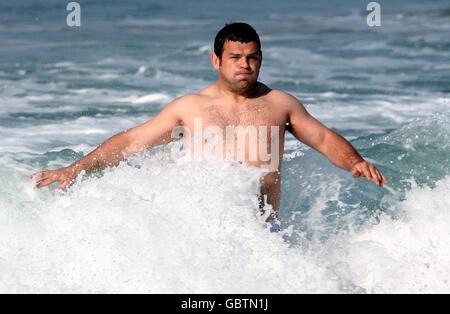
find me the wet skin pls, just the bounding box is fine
[29,40,388,219]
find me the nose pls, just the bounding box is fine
[239,57,250,68]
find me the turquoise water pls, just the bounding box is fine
[0,0,449,293]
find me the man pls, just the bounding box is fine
[29,23,388,217]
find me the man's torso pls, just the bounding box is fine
[173,82,291,212]
[177,82,289,172]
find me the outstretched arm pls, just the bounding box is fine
[29,97,184,190]
[285,93,388,187]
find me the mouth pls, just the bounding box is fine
[236,72,253,79]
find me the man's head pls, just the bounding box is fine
[211,23,262,95]
[213,23,261,60]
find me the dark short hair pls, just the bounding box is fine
[214,23,261,59]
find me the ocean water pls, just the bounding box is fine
[0,0,449,293]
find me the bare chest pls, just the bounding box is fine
[177,101,287,171]
[188,102,287,130]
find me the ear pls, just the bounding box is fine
[211,52,220,70]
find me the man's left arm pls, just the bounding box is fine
[284,93,388,187]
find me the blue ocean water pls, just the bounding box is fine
[0,0,449,293]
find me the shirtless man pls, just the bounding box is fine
[29,23,388,217]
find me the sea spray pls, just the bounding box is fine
[0,151,341,293]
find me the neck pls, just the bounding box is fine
[216,79,259,104]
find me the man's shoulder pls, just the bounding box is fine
[261,87,303,113]
[264,88,300,104]
[168,93,210,109]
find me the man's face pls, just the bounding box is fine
[212,40,262,94]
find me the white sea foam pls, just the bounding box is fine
[0,152,341,293]
[1,147,449,293]
[0,0,449,293]
[117,93,171,104]
[0,115,149,154]
[321,176,450,293]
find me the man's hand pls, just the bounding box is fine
[351,161,388,187]
[28,166,79,190]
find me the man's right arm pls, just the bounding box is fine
[29,96,187,190]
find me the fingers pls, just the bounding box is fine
[353,162,389,187]
[29,169,52,181]
[28,170,45,184]
[370,165,389,187]
[56,178,72,190]
[28,170,45,180]
[368,163,381,187]
[36,177,54,188]
[29,167,77,192]
[35,172,57,188]
[360,164,373,182]
[28,169,60,189]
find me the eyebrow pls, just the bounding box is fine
[229,52,260,57]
